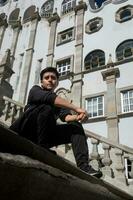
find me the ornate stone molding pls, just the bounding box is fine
[74,0,87,14]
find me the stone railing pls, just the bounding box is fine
[85,129,133,195]
[0,96,133,196]
[0,96,24,126]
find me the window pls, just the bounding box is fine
[8,8,20,26]
[121,90,133,113]
[116,40,133,61]
[57,27,75,45]
[61,0,76,15]
[0,0,8,7]
[84,50,105,70]
[116,5,133,23]
[86,17,103,34]
[89,0,108,10]
[85,96,104,118]
[23,5,36,23]
[56,58,71,77]
[40,0,54,18]
[125,158,132,180]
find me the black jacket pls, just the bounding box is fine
[10,85,71,135]
[25,85,71,122]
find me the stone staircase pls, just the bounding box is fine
[0,95,133,198]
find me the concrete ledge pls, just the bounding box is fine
[0,123,132,200]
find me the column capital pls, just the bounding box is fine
[102,68,120,81]
[48,12,60,24]
[30,11,41,21]
[74,1,87,14]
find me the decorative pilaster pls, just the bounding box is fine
[102,66,120,142]
[10,17,22,67]
[19,11,40,104]
[0,16,8,49]
[46,11,60,67]
[71,0,87,107]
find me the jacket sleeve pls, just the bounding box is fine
[27,85,57,105]
[58,107,72,122]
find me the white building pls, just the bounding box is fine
[0,0,133,193]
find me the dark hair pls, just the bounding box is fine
[40,67,59,80]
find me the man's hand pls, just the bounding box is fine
[65,111,89,123]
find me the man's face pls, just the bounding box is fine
[41,72,58,91]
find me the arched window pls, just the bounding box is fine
[40,0,54,18]
[116,40,133,61]
[84,50,105,70]
[0,0,8,7]
[23,5,36,23]
[8,8,20,26]
[116,5,133,23]
[61,0,76,15]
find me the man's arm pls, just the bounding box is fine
[54,96,88,122]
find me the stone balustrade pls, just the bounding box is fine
[85,129,133,195]
[0,96,24,126]
[0,95,133,196]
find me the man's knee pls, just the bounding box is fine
[68,121,85,134]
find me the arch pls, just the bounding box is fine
[116,39,133,61]
[0,0,8,7]
[40,0,54,18]
[56,87,70,100]
[8,8,20,25]
[23,5,36,23]
[84,49,105,70]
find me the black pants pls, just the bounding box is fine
[17,104,89,168]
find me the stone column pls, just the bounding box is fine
[19,11,40,104]
[71,1,87,107]
[0,49,14,116]
[102,67,120,142]
[46,12,60,67]
[0,17,8,49]
[10,18,22,67]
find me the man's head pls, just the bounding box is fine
[40,67,59,91]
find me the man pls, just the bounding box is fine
[10,67,102,178]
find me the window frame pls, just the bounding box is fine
[121,90,133,114]
[115,5,133,23]
[61,0,76,15]
[116,40,133,62]
[54,55,74,78]
[57,27,75,46]
[85,95,104,119]
[85,17,103,34]
[84,50,105,70]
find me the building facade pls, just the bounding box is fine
[0,0,133,186]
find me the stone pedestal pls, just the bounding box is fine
[102,68,120,142]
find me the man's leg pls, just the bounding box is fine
[41,121,102,178]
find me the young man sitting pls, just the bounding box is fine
[10,67,102,178]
